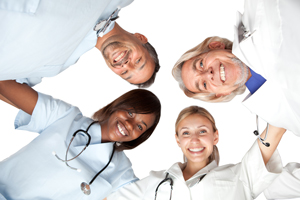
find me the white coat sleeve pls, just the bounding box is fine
[237,141,283,198]
[107,175,152,200]
[14,92,75,133]
[264,162,300,199]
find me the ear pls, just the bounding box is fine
[133,33,148,44]
[208,41,225,50]
[175,134,181,147]
[215,92,231,98]
[213,130,219,145]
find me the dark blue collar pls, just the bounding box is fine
[245,68,266,94]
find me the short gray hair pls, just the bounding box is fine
[172,36,246,102]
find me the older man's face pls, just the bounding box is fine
[181,49,249,96]
[101,34,155,85]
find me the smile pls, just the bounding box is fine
[117,122,128,136]
[114,51,127,63]
[188,147,205,153]
[220,64,226,82]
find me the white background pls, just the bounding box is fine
[1,0,300,199]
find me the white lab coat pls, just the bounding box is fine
[264,163,300,200]
[232,0,300,135]
[0,93,137,200]
[0,0,133,86]
[107,141,282,200]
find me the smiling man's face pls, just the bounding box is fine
[101,33,155,84]
[181,49,249,96]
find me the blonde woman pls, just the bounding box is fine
[106,106,285,200]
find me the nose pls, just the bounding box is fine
[202,67,214,81]
[125,119,133,133]
[190,133,200,143]
[122,59,134,69]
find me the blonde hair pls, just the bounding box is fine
[175,106,220,165]
[172,36,246,103]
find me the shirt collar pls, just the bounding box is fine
[245,68,266,94]
[166,161,218,186]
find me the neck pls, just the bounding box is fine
[246,66,252,82]
[99,120,109,143]
[182,160,208,181]
[95,23,126,51]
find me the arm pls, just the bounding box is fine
[237,124,285,198]
[257,124,286,165]
[0,80,38,115]
[264,162,300,199]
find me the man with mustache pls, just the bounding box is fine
[172,0,300,136]
[0,0,159,88]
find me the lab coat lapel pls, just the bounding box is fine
[166,162,186,183]
[233,11,267,78]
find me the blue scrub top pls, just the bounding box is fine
[0,0,133,87]
[0,93,137,200]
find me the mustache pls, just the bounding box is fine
[111,50,132,68]
[102,41,124,59]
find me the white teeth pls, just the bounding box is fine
[220,64,226,81]
[117,123,126,136]
[114,52,125,62]
[189,147,204,152]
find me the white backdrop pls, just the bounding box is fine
[1,0,299,199]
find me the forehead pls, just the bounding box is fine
[181,59,200,93]
[178,114,212,129]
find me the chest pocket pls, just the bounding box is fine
[0,0,40,14]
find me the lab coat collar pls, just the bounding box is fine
[232,11,266,78]
[166,161,218,186]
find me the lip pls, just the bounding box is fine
[188,147,205,154]
[115,121,129,138]
[219,63,226,83]
[112,50,127,63]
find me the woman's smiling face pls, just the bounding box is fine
[175,114,219,166]
[101,110,155,143]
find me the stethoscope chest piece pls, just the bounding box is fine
[81,182,91,195]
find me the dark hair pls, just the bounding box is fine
[133,42,160,88]
[92,89,161,151]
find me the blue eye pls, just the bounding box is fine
[183,132,189,135]
[200,60,204,68]
[136,58,141,64]
[138,125,143,131]
[128,111,133,117]
[200,130,207,134]
[203,82,207,89]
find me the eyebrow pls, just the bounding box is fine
[125,74,133,80]
[192,58,200,72]
[141,120,147,128]
[125,59,147,80]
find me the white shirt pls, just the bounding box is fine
[232,0,300,135]
[107,141,282,200]
[0,93,137,200]
[0,0,133,86]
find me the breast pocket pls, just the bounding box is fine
[215,179,246,200]
[0,0,40,14]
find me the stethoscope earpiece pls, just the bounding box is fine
[254,115,270,147]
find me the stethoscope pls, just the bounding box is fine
[154,173,206,200]
[52,121,116,195]
[254,115,270,147]
[94,7,120,37]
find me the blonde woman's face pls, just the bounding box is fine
[176,114,219,166]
